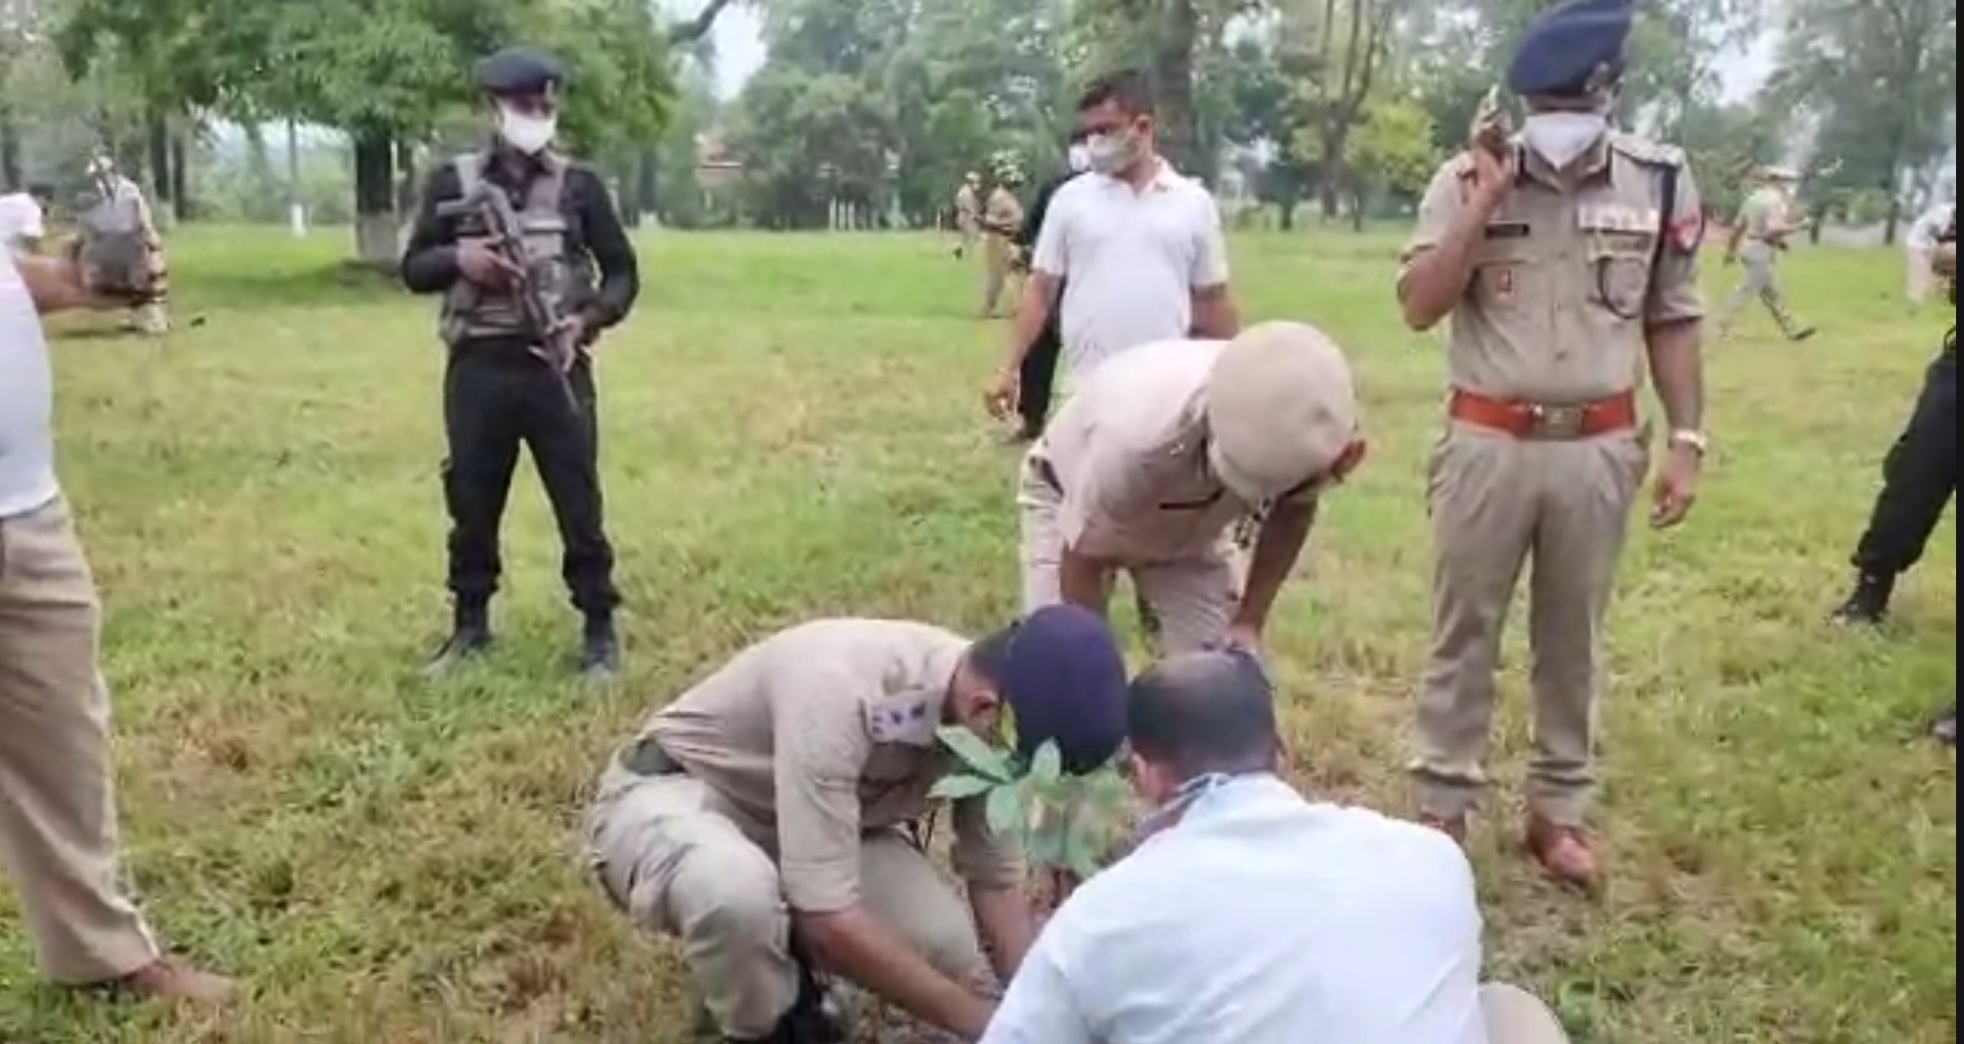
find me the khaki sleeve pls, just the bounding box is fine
[1646,159,1706,326]
[771,676,875,914]
[987,193,1021,228]
[949,793,1026,888]
[1401,159,1466,267]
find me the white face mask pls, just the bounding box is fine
[1067,143,1091,173]
[1084,132,1138,176]
[1521,111,1609,170]
[498,106,557,155]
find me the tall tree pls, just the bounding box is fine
[1765,0,1957,243]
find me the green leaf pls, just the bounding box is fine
[928,773,999,801]
[985,780,1026,836]
[936,726,1015,782]
[1062,830,1103,879]
[1029,740,1063,785]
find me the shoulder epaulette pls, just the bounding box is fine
[1608,132,1685,169]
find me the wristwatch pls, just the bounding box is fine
[1667,429,1709,456]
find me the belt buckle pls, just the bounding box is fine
[1527,403,1587,439]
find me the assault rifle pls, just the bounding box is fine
[437,183,582,414]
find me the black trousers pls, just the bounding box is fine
[442,342,620,617]
[1018,316,1063,433]
[1852,341,1956,577]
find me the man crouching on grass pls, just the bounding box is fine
[1,248,233,1002]
[584,606,1129,1043]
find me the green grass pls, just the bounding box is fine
[1,223,1955,1043]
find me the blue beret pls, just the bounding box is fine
[984,605,1129,775]
[476,47,565,97]
[1507,0,1635,99]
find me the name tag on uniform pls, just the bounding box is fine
[1578,204,1654,233]
[1484,221,1530,239]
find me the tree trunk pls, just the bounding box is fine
[0,106,20,189]
[145,109,173,221]
[395,139,420,219]
[1278,201,1298,231]
[639,148,660,223]
[1152,0,1203,179]
[170,133,190,222]
[351,127,398,267]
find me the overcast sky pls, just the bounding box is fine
[662,1,1782,102]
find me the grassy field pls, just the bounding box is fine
[0,223,1954,1044]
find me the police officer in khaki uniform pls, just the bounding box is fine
[401,47,640,682]
[980,155,1027,318]
[1717,166,1816,342]
[1017,321,1366,660]
[1397,0,1708,888]
[585,606,1129,1043]
[953,172,982,258]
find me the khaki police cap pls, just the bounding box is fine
[1758,165,1800,182]
[1203,320,1359,505]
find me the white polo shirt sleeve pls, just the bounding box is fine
[1188,187,1230,289]
[977,921,1097,1044]
[1032,185,1074,279]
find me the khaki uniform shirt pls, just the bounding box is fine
[955,185,981,236]
[985,186,1024,239]
[1400,134,1706,403]
[1033,338,1254,564]
[1735,186,1788,243]
[623,619,1024,913]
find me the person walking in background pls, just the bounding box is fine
[82,155,170,336]
[952,171,982,258]
[1,231,234,1006]
[1905,195,1955,307]
[1716,166,1816,343]
[980,155,1028,319]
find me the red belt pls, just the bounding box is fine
[1448,389,1637,439]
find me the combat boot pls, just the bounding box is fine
[424,602,493,677]
[578,613,622,683]
[1829,572,1895,626]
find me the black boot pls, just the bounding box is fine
[578,613,622,683]
[1829,572,1895,626]
[424,601,493,676]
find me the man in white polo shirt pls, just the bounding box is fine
[0,248,233,1003]
[979,650,1572,1044]
[988,67,1242,412]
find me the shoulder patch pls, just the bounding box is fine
[1609,133,1685,169]
[865,692,939,747]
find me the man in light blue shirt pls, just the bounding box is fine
[979,651,1570,1044]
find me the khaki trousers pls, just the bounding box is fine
[1015,455,1240,656]
[1412,428,1648,826]
[585,774,989,1039]
[0,497,161,983]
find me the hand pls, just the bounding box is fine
[1223,623,1262,657]
[1467,146,1515,208]
[1649,443,1703,529]
[457,239,521,288]
[984,367,1020,421]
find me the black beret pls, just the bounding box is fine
[1507,0,1634,99]
[475,47,565,97]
